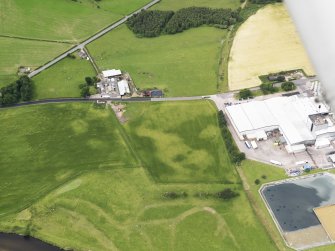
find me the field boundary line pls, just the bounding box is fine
[107,104,143,166]
[0,34,75,44]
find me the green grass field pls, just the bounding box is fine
[153,0,240,10]
[33,56,96,99]
[0,101,279,250]
[0,0,151,88]
[0,37,70,87]
[88,25,227,97]
[123,101,237,183]
[0,0,151,42]
[0,103,138,215]
[0,168,277,251]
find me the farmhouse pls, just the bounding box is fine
[226,95,335,153]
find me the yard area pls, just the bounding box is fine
[32,56,96,99]
[228,4,315,90]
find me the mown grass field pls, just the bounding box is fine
[89,25,227,97]
[0,37,70,87]
[123,101,237,183]
[0,168,277,251]
[228,4,315,90]
[152,0,240,10]
[33,56,96,99]
[0,101,278,250]
[0,0,151,42]
[0,103,138,215]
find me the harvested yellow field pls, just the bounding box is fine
[228,4,315,90]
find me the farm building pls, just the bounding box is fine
[226,95,335,153]
[102,69,122,78]
[117,80,130,96]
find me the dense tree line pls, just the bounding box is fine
[164,7,240,34]
[127,10,174,37]
[0,76,34,105]
[127,7,240,37]
[195,188,239,200]
[218,111,245,164]
[251,0,282,3]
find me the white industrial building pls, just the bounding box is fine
[226,95,335,153]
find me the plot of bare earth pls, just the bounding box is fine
[228,4,315,90]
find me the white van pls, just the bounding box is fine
[244,141,251,149]
[270,160,282,166]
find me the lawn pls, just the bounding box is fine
[0,0,151,42]
[88,25,228,97]
[228,3,315,90]
[32,56,96,99]
[0,168,277,251]
[123,100,237,183]
[0,103,138,215]
[0,37,70,87]
[152,0,241,11]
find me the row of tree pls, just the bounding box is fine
[79,76,98,97]
[0,76,34,105]
[218,111,246,164]
[251,0,282,3]
[127,7,241,37]
[163,188,239,200]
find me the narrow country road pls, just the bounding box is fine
[28,0,160,78]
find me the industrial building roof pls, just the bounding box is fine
[226,95,329,145]
[117,80,130,96]
[102,69,122,78]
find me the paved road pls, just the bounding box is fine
[0,96,209,109]
[28,0,160,78]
